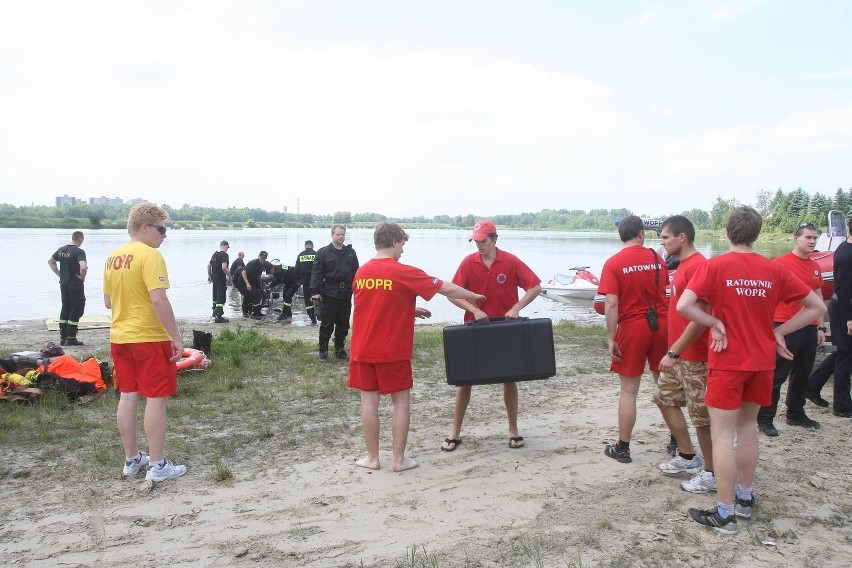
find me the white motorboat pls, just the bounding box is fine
[539,267,600,303]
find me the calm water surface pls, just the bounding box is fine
[2,228,794,326]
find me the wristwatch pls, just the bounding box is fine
[817,326,827,332]
[666,350,679,359]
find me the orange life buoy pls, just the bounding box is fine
[176,348,205,371]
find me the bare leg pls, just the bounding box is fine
[708,406,739,506]
[356,390,381,470]
[657,405,695,454]
[735,402,760,489]
[117,392,140,458]
[391,390,417,472]
[696,425,714,470]
[143,397,168,462]
[618,374,641,442]
[443,386,472,449]
[503,382,521,437]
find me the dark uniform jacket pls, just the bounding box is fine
[310,243,359,299]
[209,250,230,281]
[296,248,316,284]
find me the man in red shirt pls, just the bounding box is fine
[756,222,826,436]
[349,222,485,472]
[598,215,669,463]
[656,215,715,493]
[441,220,541,452]
[678,206,825,535]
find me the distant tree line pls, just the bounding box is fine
[1,185,849,232]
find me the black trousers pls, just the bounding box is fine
[211,277,227,315]
[59,282,86,324]
[758,324,816,423]
[318,295,352,348]
[827,299,852,413]
[808,351,836,393]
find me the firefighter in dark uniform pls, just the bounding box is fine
[229,251,245,282]
[310,225,359,361]
[208,240,231,323]
[47,230,88,346]
[296,240,317,324]
[272,260,301,321]
[240,251,274,318]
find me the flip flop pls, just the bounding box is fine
[509,436,525,449]
[441,438,462,452]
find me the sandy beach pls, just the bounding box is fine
[1,316,850,567]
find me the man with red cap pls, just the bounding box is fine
[441,220,542,452]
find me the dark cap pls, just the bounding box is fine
[220,240,229,246]
[259,250,268,258]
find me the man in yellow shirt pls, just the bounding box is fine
[103,203,187,483]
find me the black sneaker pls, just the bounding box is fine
[805,388,830,408]
[689,507,739,534]
[786,415,820,430]
[604,443,631,463]
[735,495,755,519]
[757,422,778,437]
[833,409,852,418]
[335,349,349,361]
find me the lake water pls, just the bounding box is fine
[2,227,794,326]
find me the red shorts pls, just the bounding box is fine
[610,319,668,377]
[705,368,773,410]
[348,360,413,395]
[111,342,178,398]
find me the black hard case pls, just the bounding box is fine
[442,318,556,386]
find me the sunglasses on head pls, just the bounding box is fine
[150,224,167,234]
[797,222,816,229]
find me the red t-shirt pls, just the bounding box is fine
[687,252,812,371]
[451,249,540,321]
[773,252,823,324]
[351,258,443,363]
[668,252,710,362]
[598,244,669,324]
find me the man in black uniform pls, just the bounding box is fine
[296,240,317,324]
[828,216,852,418]
[229,251,245,283]
[241,251,274,319]
[311,225,359,361]
[48,230,88,346]
[207,240,231,323]
[272,260,301,321]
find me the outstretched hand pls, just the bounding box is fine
[415,307,431,319]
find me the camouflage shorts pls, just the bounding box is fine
[652,360,710,427]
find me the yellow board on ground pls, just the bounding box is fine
[45,314,112,331]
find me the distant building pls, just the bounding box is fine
[55,194,83,206]
[128,197,148,206]
[89,196,124,206]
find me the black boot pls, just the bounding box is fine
[59,322,68,346]
[308,307,317,325]
[319,341,329,362]
[334,340,349,361]
[277,305,292,321]
[65,325,84,346]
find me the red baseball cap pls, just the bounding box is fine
[469,220,497,241]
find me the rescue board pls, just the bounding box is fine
[45,314,112,331]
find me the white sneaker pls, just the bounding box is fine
[123,452,150,476]
[659,454,704,474]
[681,468,717,493]
[145,459,187,482]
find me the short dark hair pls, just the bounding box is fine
[374,221,409,249]
[304,240,313,247]
[661,215,695,243]
[618,216,644,242]
[72,231,84,242]
[726,206,762,246]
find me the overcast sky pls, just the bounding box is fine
[1,1,850,218]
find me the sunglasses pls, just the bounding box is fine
[150,224,167,234]
[797,222,816,229]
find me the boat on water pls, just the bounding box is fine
[539,267,600,303]
[592,210,845,315]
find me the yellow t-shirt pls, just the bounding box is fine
[103,241,172,344]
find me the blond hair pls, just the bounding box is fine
[127,203,169,235]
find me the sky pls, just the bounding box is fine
[1,0,850,218]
